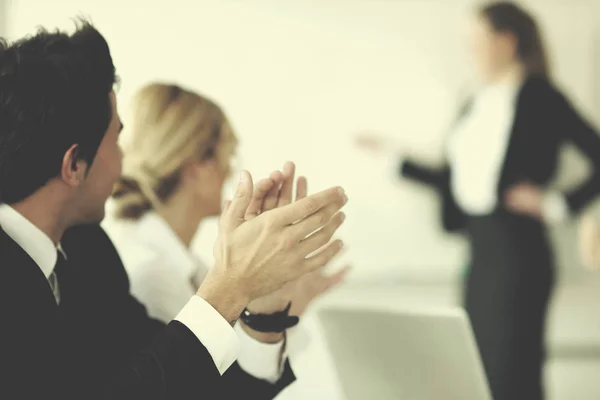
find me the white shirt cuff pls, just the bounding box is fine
[174,296,240,375]
[542,191,570,224]
[384,153,403,182]
[234,323,286,383]
[286,324,311,358]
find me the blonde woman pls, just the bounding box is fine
[102,83,348,387]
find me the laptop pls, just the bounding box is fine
[318,305,491,400]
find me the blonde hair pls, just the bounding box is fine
[112,83,237,219]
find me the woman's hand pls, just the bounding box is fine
[355,132,396,155]
[236,161,348,343]
[504,182,543,219]
[245,161,348,317]
[287,265,350,317]
[579,213,600,270]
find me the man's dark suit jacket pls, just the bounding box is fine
[400,74,600,232]
[0,223,294,399]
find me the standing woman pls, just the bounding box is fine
[358,2,600,399]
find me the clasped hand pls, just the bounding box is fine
[198,162,348,326]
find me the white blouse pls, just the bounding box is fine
[447,81,520,215]
[102,211,290,383]
[445,81,567,222]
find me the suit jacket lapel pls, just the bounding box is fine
[0,228,58,317]
[496,79,531,193]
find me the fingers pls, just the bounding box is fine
[504,193,520,209]
[355,134,377,146]
[296,211,345,255]
[261,170,285,212]
[303,239,345,273]
[505,188,522,202]
[505,182,535,198]
[219,200,232,227]
[505,182,523,196]
[355,133,385,152]
[285,197,346,244]
[323,265,350,289]
[276,161,296,207]
[295,176,307,201]
[504,187,535,214]
[274,186,347,226]
[245,177,276,220]
[222,200,232,214]
[504,187,525,208]
[221,170,253,231]
[302,264,350,303]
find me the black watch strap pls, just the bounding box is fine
[240,302,299,333]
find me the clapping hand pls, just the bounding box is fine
[198,166,347,326]
[245,162,350,319]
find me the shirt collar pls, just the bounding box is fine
[136,212,200,276]
[480,78,522,99]
[0,204,58,278]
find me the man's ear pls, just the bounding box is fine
[60,144,88,187]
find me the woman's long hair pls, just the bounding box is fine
[480,1,550,77]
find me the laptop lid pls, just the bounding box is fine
[318,305,491,400]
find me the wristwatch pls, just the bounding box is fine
[240,302,300,333]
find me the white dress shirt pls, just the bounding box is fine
[0,204,239,376]
[103,211,287,383]
[0,204,58,279]
[445,81,568,223]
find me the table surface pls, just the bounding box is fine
[274,276,600,399]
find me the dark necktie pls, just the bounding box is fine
[53,250,72,306]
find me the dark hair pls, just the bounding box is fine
[0,19,117,204]
[480,1,550,77]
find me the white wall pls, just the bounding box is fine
[0,1,7,36]
[6,2,600,399]
[5,0,600,284]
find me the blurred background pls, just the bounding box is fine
[3,0,600,398]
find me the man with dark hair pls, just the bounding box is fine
[0,21,347,399]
